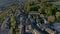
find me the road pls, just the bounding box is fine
[0,0,14,7]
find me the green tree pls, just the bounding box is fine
[30,6,38,11]
[45,7,52,15]
[10,6,18,12]
[24,2,30,13]
[9,14,16,34]
[56,12,60,22]
[51,4,57,15]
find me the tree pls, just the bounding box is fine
[10,6,18,12]
[45,7,52,15]
[51,4,57,15]
[56,12,60,22]
[38,4,45,14]
[9,14,16,34]
[40,0,47,2]
[24,2,30,13]
[30,6,38,11]
[48,16,55,24]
